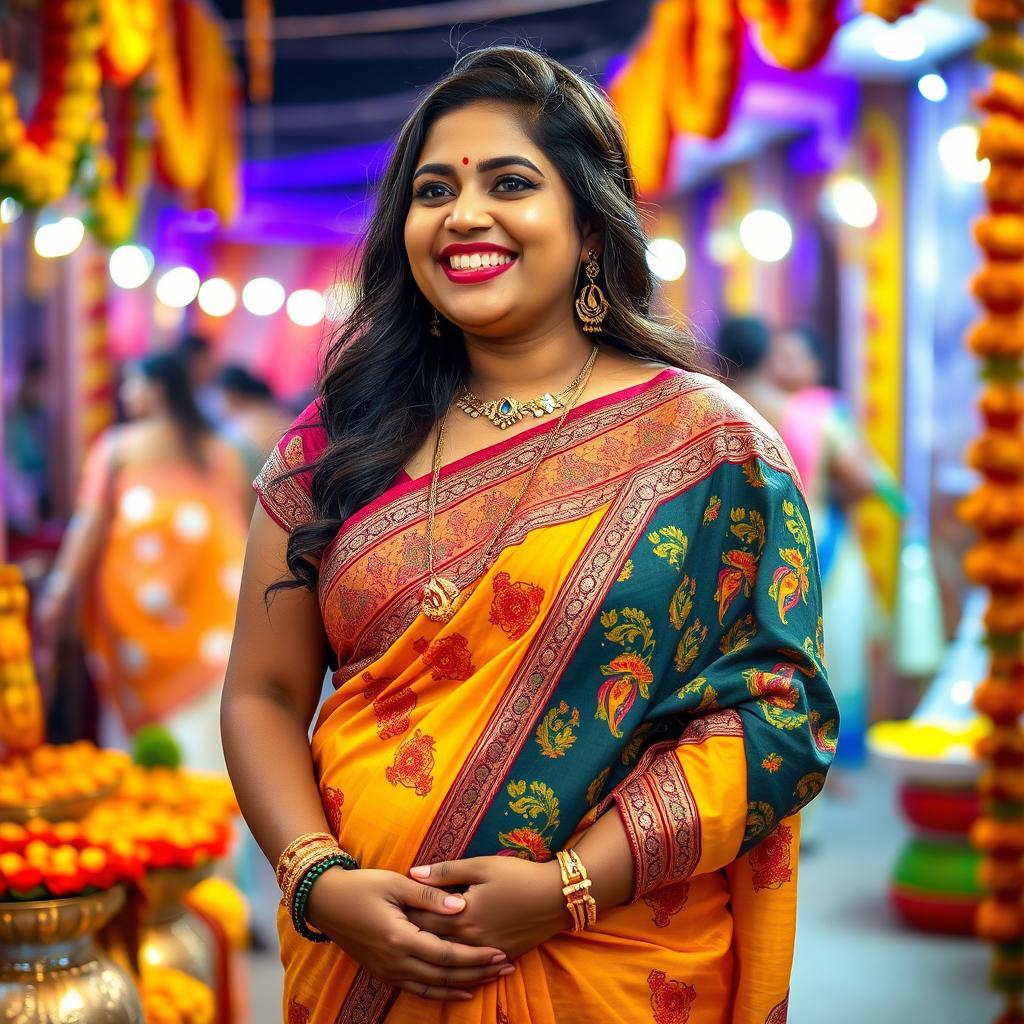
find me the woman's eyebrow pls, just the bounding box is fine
[412,155,545,180]
[477,155,544,177]
[412,162,454,180]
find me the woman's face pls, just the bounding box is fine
[765,330,823,393]
[119,368,156,419]
[404,101,591,338]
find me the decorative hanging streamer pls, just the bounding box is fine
[244,0,274,104]
[854,107,904,612]
[152,0,242,220]
[608,0,842,193]
[960,6,1024,1021]
[0,0,104,206]
[98,0,159,86]
[664,0,742,140]
[862,0,925,21]
[738,0,842,71]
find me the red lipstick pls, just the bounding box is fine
[438,242,518,285]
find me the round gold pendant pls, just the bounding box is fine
[421,576,462,622]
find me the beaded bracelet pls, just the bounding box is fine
[291,852,356,942]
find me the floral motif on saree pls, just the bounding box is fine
[648,969,697,1023]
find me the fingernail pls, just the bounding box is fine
[409,865,430,879]
[456,992,472,1001]
[490,952,507,964]
[444,894,465,910]
[498,965,516,976]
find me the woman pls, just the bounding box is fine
[222,48,837,1023]
[38,352,248,772]
[214,363,293,486]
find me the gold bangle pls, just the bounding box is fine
[557,848,597,932]
[276,832,337,888]
[279,842,340,910]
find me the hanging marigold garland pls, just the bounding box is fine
[82,73,155,245]
[738,0,842,71]
[0,0,103,206]
[98,0,159,87]
[961,3,1024,1017]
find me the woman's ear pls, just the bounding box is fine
[579,223,604,264]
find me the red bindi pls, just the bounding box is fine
[462,156,469,165]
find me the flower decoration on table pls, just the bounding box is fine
[85,801,232,871]
[0,742,127,813]
[0,565,44,754]
[0,0,103,206]
[140,965,215,1024]
[960,8,1024,1020]
[0,817,143,901]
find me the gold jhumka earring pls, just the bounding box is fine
[430,309,441,336]
[574,249,610,333]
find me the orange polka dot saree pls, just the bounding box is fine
[255,369,837,1024]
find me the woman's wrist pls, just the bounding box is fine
[304,863,357,935]
[539,858,575,933]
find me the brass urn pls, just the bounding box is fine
[140,865,215,985]
[0,887,143,1022]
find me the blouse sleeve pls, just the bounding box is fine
[253,399,327,534]
[609,458,837,902]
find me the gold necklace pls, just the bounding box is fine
[421,348,599,623]
[454,346,599,430]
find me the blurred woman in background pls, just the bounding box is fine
[37,351,248,772]
[215,363,293,484]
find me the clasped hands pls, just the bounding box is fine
[304,855,568,1002]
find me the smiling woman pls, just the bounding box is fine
[221,45,837,1024]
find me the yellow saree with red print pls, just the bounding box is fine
[254,369,837,1024]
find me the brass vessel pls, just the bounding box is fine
[140,865,215,985]
[0,887,143,1022]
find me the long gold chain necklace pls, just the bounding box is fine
[454,346,599,430]
[421,348,599,623]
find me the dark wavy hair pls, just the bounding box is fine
[136,351,212,469]
[277,45,699,592]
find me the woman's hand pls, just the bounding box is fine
[406,856,569,961]
[305,866,514,1001]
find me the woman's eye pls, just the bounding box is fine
[494,175,535,193]
[415,182,453,200]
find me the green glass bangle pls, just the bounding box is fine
[291,853,357,942]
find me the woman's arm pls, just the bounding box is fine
[36,434,116,657]
[223,507,512,1001]
[220,506,333,863]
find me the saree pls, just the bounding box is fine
[255,368,838,1024]
[79,431,247,746]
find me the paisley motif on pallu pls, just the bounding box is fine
[257,372,837,1024]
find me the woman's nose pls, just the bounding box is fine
[445,188,494,232]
